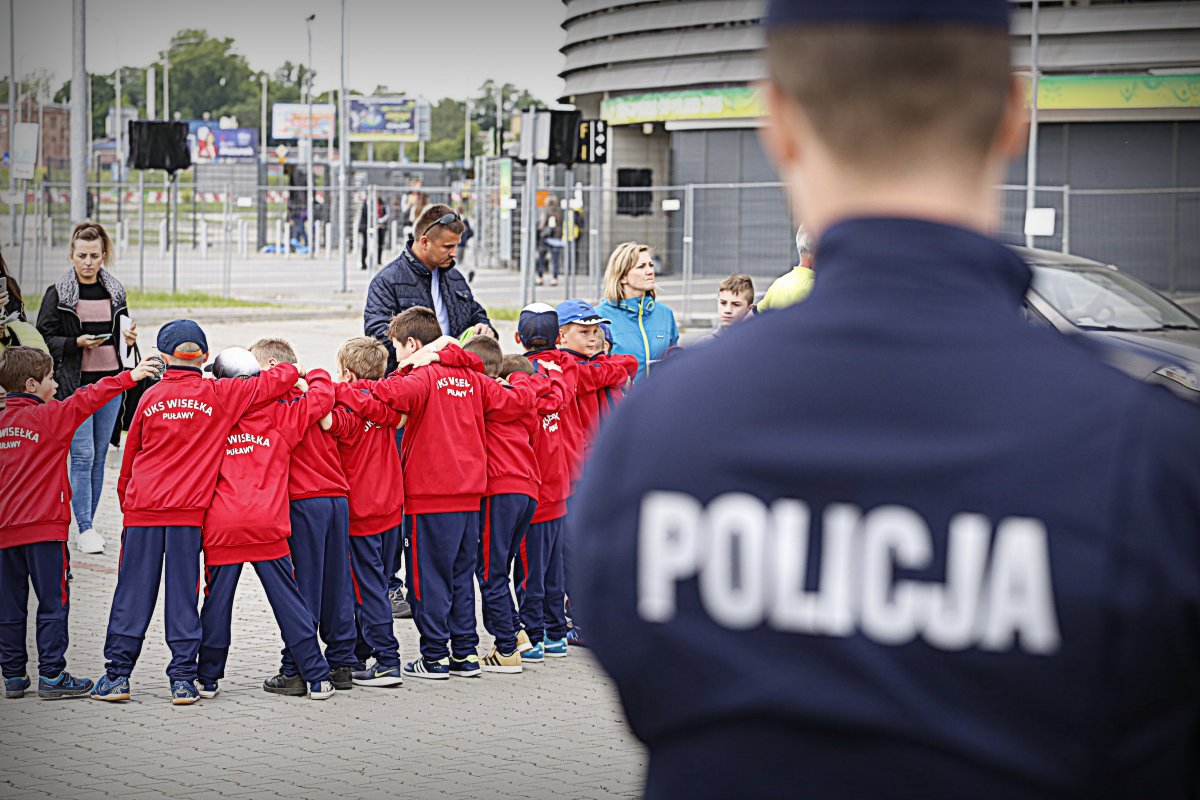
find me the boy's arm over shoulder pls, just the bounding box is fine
[436,342,485,372]
[55,372,137,440]
[483,373,536,422]
[216,362,301,418]
[272,367,336,436]
[350,369,431,414]
[324,405,361,443]
[578,354,637,391]
[334,383,406,428]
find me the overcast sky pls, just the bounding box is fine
[2,0,568,102]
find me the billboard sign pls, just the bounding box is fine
[271,103,336,140]
[348,97,419,142]
[186,121,259,161]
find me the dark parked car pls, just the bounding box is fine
[1017,247,1200,403]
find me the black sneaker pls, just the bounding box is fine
[330,666,354,691]
[262,673,306,697]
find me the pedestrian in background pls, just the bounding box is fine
[594,242,678,383]
[571,0,1200,797]
[36,222,139,556]
[757,225,815,312]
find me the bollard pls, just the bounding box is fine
[389,220,398,257]
[313,222,322,258]
[324,222,332,260]
[159,218,168,257]
[199,219,208,259]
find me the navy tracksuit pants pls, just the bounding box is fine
[403,510,479,662]
[0,542,71,679]
[513,516,567,645]
[477,494,536,654]
[198,556,331,684]
[349,529,401,669]
[282,497,356,675]
[103,526,203,682]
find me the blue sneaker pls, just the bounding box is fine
[38,672,94,700]
[4,675,31,699]
[448,654,481,678]
[521,643,545,666]
[544,636,569,658]
[352,663,404,687]
[402,657,450,681]
[566,627,588,648]
[308,680,335,700]
[198,681,219,699]
[90,673,130,702]
[170,680,200,705]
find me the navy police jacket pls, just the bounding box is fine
[363,246,491,371]
[572,218,1200,800]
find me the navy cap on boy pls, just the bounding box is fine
[764,0,1009,30]
[556,300,611,327]
[156,319,209,359]
[518,303,560,348]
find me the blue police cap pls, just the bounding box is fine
[765,0,1009,30]
[156,319,209,358]
[518,303,560,349]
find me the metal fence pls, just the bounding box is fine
[3,176,1197,318]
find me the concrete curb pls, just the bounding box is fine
[133,306,359,325]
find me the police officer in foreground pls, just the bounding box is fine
[570,1,1200,797]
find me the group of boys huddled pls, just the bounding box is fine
[0,298,637,704]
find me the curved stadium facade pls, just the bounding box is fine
[558,0,1200,290]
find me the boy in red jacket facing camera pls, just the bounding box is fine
[96,320,299,705]
[337,307,537,680]
[196,348,337,702]
[0,346,162,700]
[322,337,406,688]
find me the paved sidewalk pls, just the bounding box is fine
[0,318,646,800]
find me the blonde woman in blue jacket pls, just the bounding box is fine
[595,242,679,384]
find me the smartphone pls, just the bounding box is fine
[92,333,113,342]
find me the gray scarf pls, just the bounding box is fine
[55,267,127,311]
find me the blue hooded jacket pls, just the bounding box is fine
[572,217,1200,799]
[594,295,678,383]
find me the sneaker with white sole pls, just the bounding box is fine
[77,528,104,554]
[308,680,335,700]
[90,673,130,702]
[402,657,450,680]
[515,629,533,654]
[481,647,523,674]
[521,643,545,666]
[352,663,404,687]
[449,654,481,678]
[198,681,219,699]
[544,637,568,658]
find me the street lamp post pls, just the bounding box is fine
[258,73,268,249]
[338,0,348,291]
[1024,0,1040,248]
[305,13,316,259]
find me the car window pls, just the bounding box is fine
[1030,265,1199,331]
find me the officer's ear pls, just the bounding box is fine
[759,79,805,172]
[993,75,1029,164]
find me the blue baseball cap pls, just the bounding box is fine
[557,299,611,327]
[518,303,559,348]
[156,319,208,359]
[600,322,613,347]
[765,0,1009,30]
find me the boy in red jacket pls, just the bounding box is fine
[96,320,299,705]
[197,348,336,701]
[250,337,358,696]
[321,337,405,688]
[512,304,578,662]
[0,346,162,700]
[339,307,536,679]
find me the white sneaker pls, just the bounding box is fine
[77,528,105,554]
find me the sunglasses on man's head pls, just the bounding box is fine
[421,212,460,239]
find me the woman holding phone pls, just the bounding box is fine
[36,221,138,555]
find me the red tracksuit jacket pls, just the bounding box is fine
[284,377,351,502]
[202,369,335,566]
[462,362,540,500]
[342,344,536,514]
[562,349,638,450]
[118,363,299,527]
[524,348,589,482]
[525,369,572,524]
[328,383,406,536]
[0,373,135,548]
